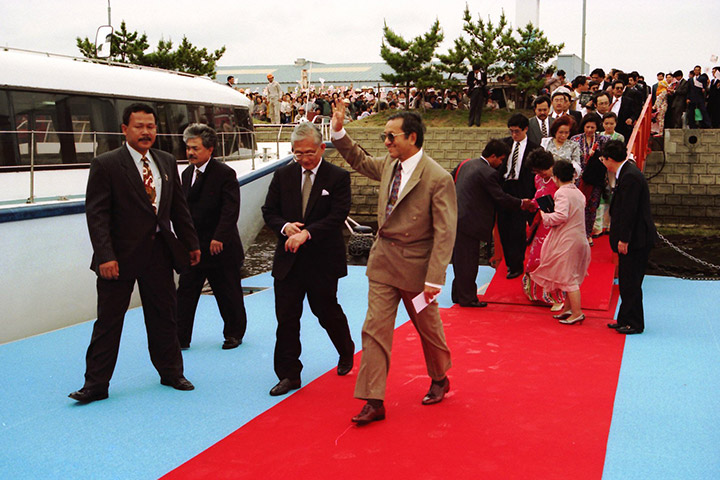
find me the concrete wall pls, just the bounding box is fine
[646,129,720,226]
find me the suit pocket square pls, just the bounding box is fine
[321,189,330,196]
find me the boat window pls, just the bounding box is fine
[157,102,190,159]
[0,91,16,166]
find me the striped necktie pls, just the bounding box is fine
[507,142,520,180]
[386,162,403,217]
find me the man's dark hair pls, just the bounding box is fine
[122,103,158,126]
[533,95,551,109]
[552,159,575,182]
[673,70,683,78]
[557,70,566,77]
[482,139,511,159]
[183,123,218,150]
[472,64,481,71]
[617,72,629,84]
[387,111,426,147]
[657,71,664,77]
[572,75,588,89]
[227,75,234,81]
[594,91,612,104]
[528,148,554,171]
[628,71,639,80]
[612,79,626,89]
[591,68,605,78]
[580,112,603,131]
[549,115,575,137]
[602,140,627,162]
[507,113,529,130]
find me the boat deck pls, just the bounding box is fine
[0,266,717,479]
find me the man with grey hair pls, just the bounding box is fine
[261,122,355,396]
[176,123,247,351]
[266,73,283,124]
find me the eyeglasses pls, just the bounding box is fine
[380,132,408,143]
[293,147,321,161]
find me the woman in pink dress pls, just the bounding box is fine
[528,160,591,325]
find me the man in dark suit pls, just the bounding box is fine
[527,95,554,146]
[176,124,247,351]
[467,64,488,126]
[69,103,200,403]
[451,139,535,306]
[602,141,657,335]
[261,122,355,396]
[499,115,540,279]
[610,80,640,143]
[668,70,689,129]
[708,67,720,128]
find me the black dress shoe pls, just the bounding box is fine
[459,300,488,308]
[179,343,190,350]
[506,270,523,280]
[607,323,622,329]
[160,376,195,391]
[352,403,386,425]
[269,378,301,396]
[422,377,450,405]
[337,355,354,376]
[222,337,242,350]
[616,325,643,335]
[68,387,108,403]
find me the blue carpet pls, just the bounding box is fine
[603,276,720,479]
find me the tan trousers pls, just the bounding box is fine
[354,280,452,401]
[267,99,281,124]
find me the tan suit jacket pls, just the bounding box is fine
[333,133,457,292]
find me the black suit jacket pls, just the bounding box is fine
[262,159,351,281]
[616,93,640,141]
[453,157,521,242]
[500,137,539,200]
[86,145,199,280]
[609,161,656,252]
[527,116,554,146]
[181,157,244,268]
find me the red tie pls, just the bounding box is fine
[141,156,157,213]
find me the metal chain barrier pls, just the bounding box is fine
[651,232,720,281]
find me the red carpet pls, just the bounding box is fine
[482,235,617,311]
[164,291,624,479]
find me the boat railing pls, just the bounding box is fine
[0,129,267,204]
[627,95,653,172]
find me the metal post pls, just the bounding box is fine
[93,131,97,157]
[221,131,226,160]
[581,0,587,73]
[276,124,282,159]
[28,131,35,203]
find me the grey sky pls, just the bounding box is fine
[2,0,718,78]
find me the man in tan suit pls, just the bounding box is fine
[331,103,457,426]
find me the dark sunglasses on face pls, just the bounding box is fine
[380,132,408,143]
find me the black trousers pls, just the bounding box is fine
[273,263,354,381]
[617,247,651,331]
[83,237,183,390]
[451,230,482,305]
[468,89,485,126]
[176,259,247,346]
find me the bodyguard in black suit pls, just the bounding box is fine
[499,114,540,278]
[610,80,640,143]
[69,104,201,403]
[467,64,488,126]
[176,124,247,351]
[261,122,355,396]
[602,141,657,335]
[451,139,534,306]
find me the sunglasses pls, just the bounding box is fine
[380,132,408,143]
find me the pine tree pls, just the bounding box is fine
[461,6,514,79]
[510,23,564,107]
[380,19,444,110]
[437,37,470,88]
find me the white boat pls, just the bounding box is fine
[0,48,292,344]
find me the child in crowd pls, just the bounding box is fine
[601,112,625,143]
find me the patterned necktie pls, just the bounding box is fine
[508,142,520,180]
[540,119,548,137]
[301,169,312,217]
[386,161,403,217]
[141,156,157,213]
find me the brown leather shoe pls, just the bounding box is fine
[269,378,301,396]
[160,376,195,391]
[351,403,386,425]
[422,377,450,405]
